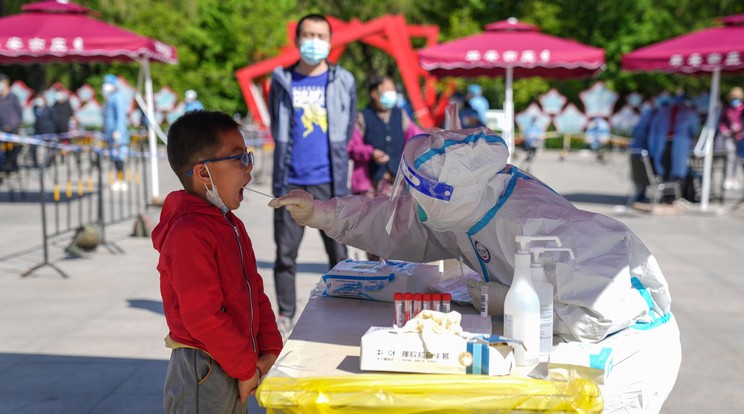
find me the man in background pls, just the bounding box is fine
[269,14,356,339]
[0,73,23,173]
[52,88,74,139]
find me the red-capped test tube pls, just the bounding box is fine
[422,293,432,311]
[442,293,452,313]
[413,293,422,317]
[394,292,404,326]
[432,293,442,312]
[403,292,413,323]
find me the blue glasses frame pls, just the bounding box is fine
[185,150,254,177]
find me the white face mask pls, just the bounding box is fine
[379,91,398,110]
[203,165,229,214]
[0,83,6,94]
[56,92,66,101]
[34,98,44,107]
[102,83,115,95]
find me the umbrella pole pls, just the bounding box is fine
[505,66,515,159]
[700,67,720,210]
[142,59,160,200]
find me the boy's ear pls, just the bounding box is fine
[191,163,212,187]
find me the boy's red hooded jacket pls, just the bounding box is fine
[152,190,282,380]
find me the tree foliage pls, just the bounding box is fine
[1,0,743,115]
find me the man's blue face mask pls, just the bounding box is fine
[299,39,330,66]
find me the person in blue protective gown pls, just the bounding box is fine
[102,74,131,191]
[270,127,681,414]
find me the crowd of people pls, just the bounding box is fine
[0,71,205,189]
[631,92,702,203]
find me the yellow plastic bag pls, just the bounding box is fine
[257,374,603,413]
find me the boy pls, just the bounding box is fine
[152,110,283,413]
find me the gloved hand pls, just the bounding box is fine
[112,131,121,141]
[466,279,510,316]
[268,189,337,231]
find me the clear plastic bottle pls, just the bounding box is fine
[504,236,542,366]
[531,262,554,356]
[529,247,575,355]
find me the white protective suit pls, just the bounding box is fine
[271,128,681,413]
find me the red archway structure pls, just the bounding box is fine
[235,14,440,131]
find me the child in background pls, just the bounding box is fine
[152,110,282,413]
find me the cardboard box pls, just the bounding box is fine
[360,326,514,376]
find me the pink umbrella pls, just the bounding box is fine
[0,0,178,198]
[622,14,744,210]
[0,0,176,64]
[418,17,605,151]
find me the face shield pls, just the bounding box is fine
[389,134,453,203]
[386,128,510,234]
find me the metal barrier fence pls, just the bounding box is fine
[239,122,272,186]
[0,132,151,278]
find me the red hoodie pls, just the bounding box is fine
[152,190,282,380]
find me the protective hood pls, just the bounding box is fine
[152,190,228,252]
[392,128,511,232]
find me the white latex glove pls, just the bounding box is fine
[466,280,509,316]
[268,189,337,230]
[112,131,121,141]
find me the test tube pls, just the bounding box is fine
[403,292,413,324]
[422,293,432,311]
[394,292,404,326]
[432,293,442,312]
[480,284,489,318]
[442,293,452,313]
[413,293,422,317]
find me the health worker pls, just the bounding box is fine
[269,127,681,413]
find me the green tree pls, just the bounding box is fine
[2,0,743,119]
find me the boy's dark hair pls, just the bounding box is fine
[295,14,332,39]
[367,74,392,94]
[167,110,239,188]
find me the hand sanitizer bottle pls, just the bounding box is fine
[528,246,575,355]
[503,236,542,366]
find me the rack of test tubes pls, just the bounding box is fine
[393,292,452,327]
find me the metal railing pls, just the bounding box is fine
[0,131,151,278]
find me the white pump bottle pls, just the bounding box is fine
[504,236,555,366]
[528,245,575,355]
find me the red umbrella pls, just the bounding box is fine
[621,14,744,74]
[0,0,178,198]
[0,0,177,64]
[419,18,604,152]
[622,14,744,210]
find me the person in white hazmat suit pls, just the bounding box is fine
[269,128,681,413]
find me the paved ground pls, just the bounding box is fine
[0,147,742,413]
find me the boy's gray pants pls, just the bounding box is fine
[164,348,247,414]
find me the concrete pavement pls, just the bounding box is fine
[0,147,742,413]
